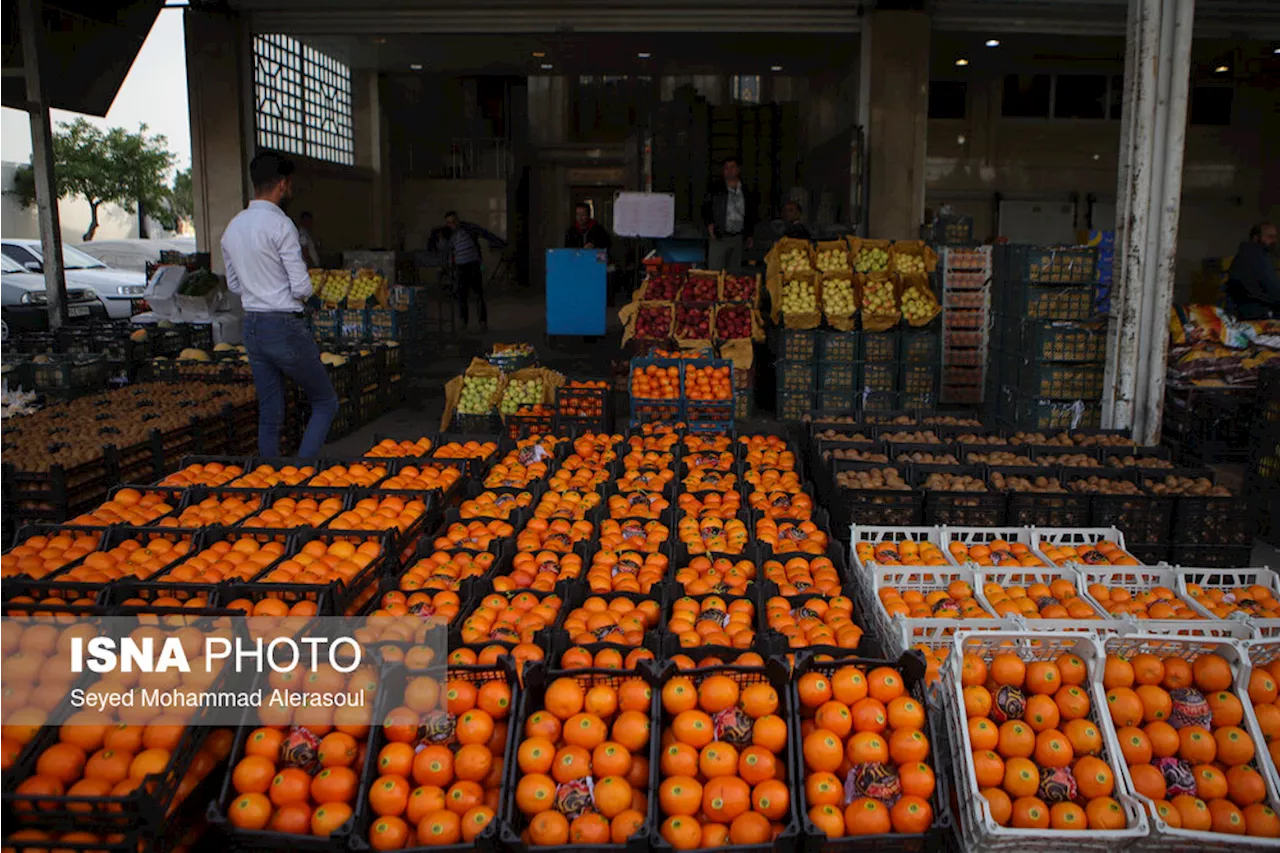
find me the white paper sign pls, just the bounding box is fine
[613,192,675,238]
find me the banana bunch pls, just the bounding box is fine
[319,270,351,303]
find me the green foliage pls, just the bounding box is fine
[7,118,177,240]
[170,168,193,222]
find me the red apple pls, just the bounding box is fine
[723,274,756,302]
[715,305,752,340]
[681,274,718,302]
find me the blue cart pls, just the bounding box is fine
[546,248,607,336]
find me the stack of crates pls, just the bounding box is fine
[816,330,859,415]
[775,329,817,421]
[1251,362,1280,543]
[992,244,1104,430]
[861,328,899,411]
[900,327,941,410]
[940,246,991,405]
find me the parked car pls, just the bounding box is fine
[1,238,147,319]
[1,254,108,341]
[72,237,198,273]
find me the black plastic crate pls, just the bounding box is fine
[1127,542,1172,566]
[1002,244,1098,284]
[1088,491,1175,546]
[1171,493,1253,547]
[998,386,1102,430]
[818,330,858,363]
[31,354,108,397]
[1006,284,1098,321]
[901,328,940,364]
[860,330,899,362]
[777,328,818,361]
[861,390,901,412]
[862,362,897,393]
[1018,320,1108,362]
[900,363,938,398]
[817,361,858,393]
[777,390,813,422]
[778,359,816,392]
[1009,357,1105,400]
[505,406,556,440]
[1168,543,1253,568]
[816,391,856,414]
[913,465,1007,527]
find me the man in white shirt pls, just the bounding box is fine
[222,151,337,458]
[297,211,321,267]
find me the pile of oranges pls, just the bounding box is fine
[631,364,681,400]
[433,520,514,552]
[398,551,496,593]
[683,365,732,401]
[677,516,749,555]
[1085,582,1203,620]
[309,463,387,488]
[258,538,384,587]
[948,539,1047,567]
[855,540,950,568]
[617,468,674,494]
[224,665,376,837]
[1243,651,1280,772]
[599,518,669,553]
[762,555,842,596]
[677,491,738,519]
[675,556,756,596]
[878,579,995,622]
[327,496,427,535]
[984,578,1105,621]
[535,490,600,520]
[359,672,512,849]
[1,531,107,579]
[757,519,828,555]
[740,435,795,470]
[657,670,789,848]
[799,664,937,838]
[549,465,611,492]
[587,551,667,594]
[433,440,499,462]
[559,646,656,670]
[1185,581,1280,620]
[455,591,561,649]
[748,489,814,520]
[364,437,433,458]
[56,533,195,583]
[168,492,262,527]
[765,595,862,651]
[499,551,584,591]
[682,468,736,492]
[1100,645,1280,838]
[668,596,755,650]
[70,488,176,526]
[460,491,533,520]
[562,595,661,647]
[229,464,314,488]
[158,537,281,584]
[610,491,670,519]
[517,519,594,553]
[961,645,1135,833]
[379,465,462,493]
[242,496,345,529]
[159,461,245,487]
[511,674,652,846]
[1038,539,1139,567]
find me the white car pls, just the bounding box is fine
[1,254,108,341]
[1,238,147,319]
[72,237,198,273]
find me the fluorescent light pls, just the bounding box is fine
[532,51,546,58]
[955,58,970,67]
[1215,64,1229,73]
[540,63,554,70]
[985,39,1000,47]
[1274,47,1279,55]
[771,65,783,71]
[1093,154,1101,161]
[638,52,651,59]
[409,63,423,70]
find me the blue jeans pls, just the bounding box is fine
[243,312,338,458]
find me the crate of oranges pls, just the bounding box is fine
[943,527,1050,568]
[654,659,800,851]
[1099,634,1280,848]
[870,567,1005,658]
[453,590,563,657]
[503,661,657,849]
[1,526,110,580]
[1240,639,1280,797]
[497,550,585,594]
[676,555,756,596]
[794,652,950,847]
[850,526,957,572]
[1077,567,1249,631]
[979,569,1116,630]
[1183,570,1280,636]
[586,550,667,596]
[944,631,1149,851]
[1033,528,1142,567]
[764,593,863,653]
[348,661,519,851]
[666,594,763,654]
[397,546,501,596]
[761,549,846,597]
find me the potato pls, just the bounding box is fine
[922,416,982,427]
[1107,454,1174,469]
[1066,476,1142,495]
[957,434,1009,446]
[835,467,910,490]
[880,430,941,444]
[827,448,890,463]
[991,472,1066,493]
[1036,453,1100,468]
[1142,475,1232,497]
[897,451,959,465]
[922,473,987,492]
[969,451,1034,466]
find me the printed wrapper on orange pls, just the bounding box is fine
[765,237,816,281]
[682,269,724,302]
[889,240,939,275]
[719,271,762,306]
[849,238,893,274]
[619,299,674,346]
[778,270,823,330]
[815,240,853,273]
[818,271,859,332]
[858,271,900,332]
[442,361,507,431]
[898,272,942,327]
[712,302,765,343]
[498,367,565,421]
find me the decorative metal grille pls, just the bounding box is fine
[253,34,354,166]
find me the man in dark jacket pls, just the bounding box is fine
[564,203,611,250]
[1226,223,1280,320]
[702,157,757,271]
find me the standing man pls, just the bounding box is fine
[702,157,757,272]
[430,211,507,331]
[222,152,337,458]
[1225,223,1280,320]
[564,202,611,250]
[779,200,811,239]
[297,211,321,268]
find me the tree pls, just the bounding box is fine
[170,168,193,224]
[10,119,177,241]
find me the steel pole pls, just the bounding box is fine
[1137,0,1194,445]
[17,0,68,331]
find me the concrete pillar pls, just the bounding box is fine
[185,8,251,273]
[864,10,930,240]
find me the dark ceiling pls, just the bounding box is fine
[1,0,164,116]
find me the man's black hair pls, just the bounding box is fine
[1251,223,1267,241]
[722,156,740,167]
[574,202,590,211]
[445,210,459,219]
[250,151,294,193]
